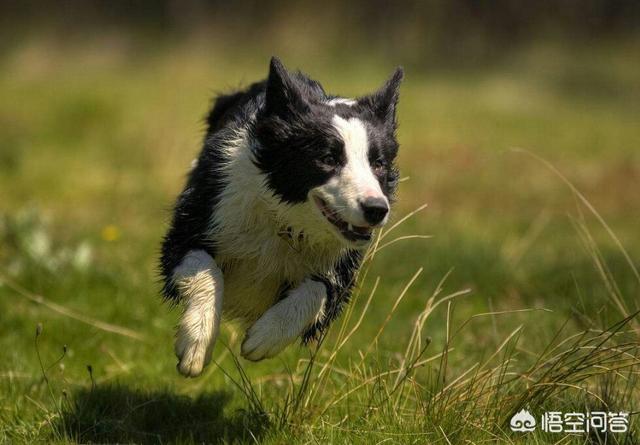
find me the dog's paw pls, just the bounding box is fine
[241,315,294,361]
[175,325,214,377]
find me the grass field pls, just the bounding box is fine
[1,35,639,443]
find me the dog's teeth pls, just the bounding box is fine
[348,223,354,232]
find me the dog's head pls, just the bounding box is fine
[255,57,403,248]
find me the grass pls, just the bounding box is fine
[1,34,639,443]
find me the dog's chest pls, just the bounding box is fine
[216,239,329,325]
[208,135,344,324]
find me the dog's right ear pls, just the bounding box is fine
[264,57,308,117]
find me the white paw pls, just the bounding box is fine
[241,314,296,361]
[171,250,223,378]
[175,324,214,377]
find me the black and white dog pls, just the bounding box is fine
[160,57,403,377]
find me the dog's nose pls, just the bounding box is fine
[360,197,389,226]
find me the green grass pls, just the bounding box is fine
[1,35,639,443]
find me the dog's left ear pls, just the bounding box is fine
[264,56,309,118]
[362,67,404,125]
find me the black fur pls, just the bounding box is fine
[303,249,363,342]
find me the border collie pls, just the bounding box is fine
[160,57,403,377]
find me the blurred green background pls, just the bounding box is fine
[0,1,639,443]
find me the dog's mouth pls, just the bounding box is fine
[313,196,373,243]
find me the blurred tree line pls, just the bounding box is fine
[1,0,639,65]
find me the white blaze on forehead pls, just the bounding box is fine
[332,115,368,159]
[327,98,357,106]
[331,115,385,200]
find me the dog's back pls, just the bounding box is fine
[205,81,266,134]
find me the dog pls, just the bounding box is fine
[160,57,403,377]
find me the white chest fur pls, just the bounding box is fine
[208,131,345,325]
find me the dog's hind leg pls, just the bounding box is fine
[241,279,327,361]
[173,250,224,377]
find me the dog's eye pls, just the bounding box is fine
[372,159,385,170]
[321,154,337,167]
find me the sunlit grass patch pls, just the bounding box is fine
[202,204,639,444]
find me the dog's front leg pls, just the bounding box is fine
[173,250,224,377]
[241,278,327,361]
